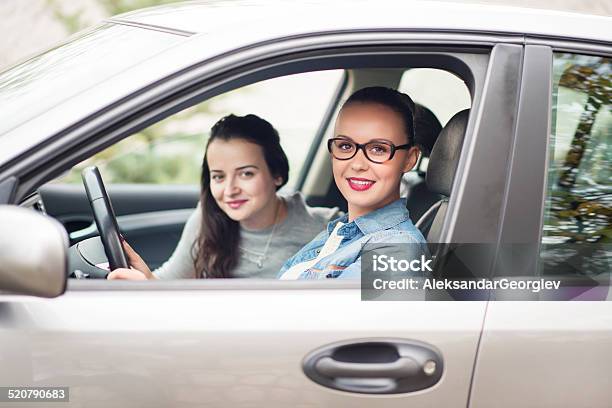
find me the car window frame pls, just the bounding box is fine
[492,44,553,278]
[494,38,611,279]
[1,31,529,290]
[294,70,349,191]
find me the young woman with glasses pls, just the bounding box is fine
[278,87,428,279]
[108,114,339,280]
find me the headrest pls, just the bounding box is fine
[426,109,469,196]
[413,104,442,157]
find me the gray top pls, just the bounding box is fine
[153,192,340,279]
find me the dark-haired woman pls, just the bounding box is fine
[108,114,339,279]
[279,87,428,279]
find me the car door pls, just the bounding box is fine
[470,44,612,407]
[0,29,523,406]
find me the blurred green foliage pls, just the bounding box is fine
[98,0,180,16]
[61,104,214,185]
[546,54,611,245]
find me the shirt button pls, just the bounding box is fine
[316,249,321,254]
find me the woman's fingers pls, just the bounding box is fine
[121,238,140,261]
[107,268,148,280]
[120,238,153,278]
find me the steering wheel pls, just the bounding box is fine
[81,166,129,271]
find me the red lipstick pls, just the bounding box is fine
[347,177,375,191]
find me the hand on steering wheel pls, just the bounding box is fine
[107,239,156,280]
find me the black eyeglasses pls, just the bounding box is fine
[327,138,412,164]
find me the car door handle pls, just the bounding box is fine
[303,339,443,394]
[315,356,418,378]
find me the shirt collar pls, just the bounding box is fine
[327,213,349,234]
[326,198,410,236]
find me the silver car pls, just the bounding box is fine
[0,1,610,407]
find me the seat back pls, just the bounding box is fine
[416,109,469,241]
[403,104,443,221]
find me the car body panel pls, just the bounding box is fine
[0,284,487,407]
[470,301,612,408]
[115,0,612,43]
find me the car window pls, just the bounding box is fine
[58,70,344,189]
[540,53,611,276]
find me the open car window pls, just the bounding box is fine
[34,44,489,283]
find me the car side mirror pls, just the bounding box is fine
[0,205,68,298]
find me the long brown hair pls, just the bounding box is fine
[193,114,289,278]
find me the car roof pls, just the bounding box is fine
[111,0,611,44]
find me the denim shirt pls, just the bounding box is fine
[278,198,427,279]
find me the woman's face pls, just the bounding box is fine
[207,138,282,229]
[332,102,419,220]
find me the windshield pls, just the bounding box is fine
[0,23,183,137]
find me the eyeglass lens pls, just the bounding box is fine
[330,139,393,163]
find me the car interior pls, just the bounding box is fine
[30,64,473,278]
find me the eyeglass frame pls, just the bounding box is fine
[327,137,413,164]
